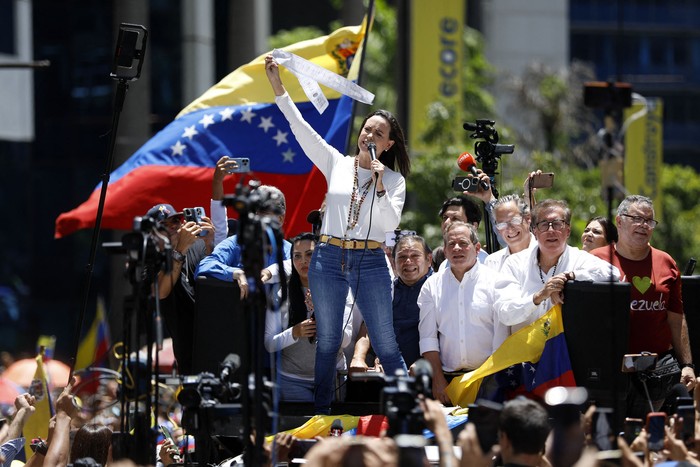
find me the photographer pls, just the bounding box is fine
[146,203,215,375]
[196,185,292,300]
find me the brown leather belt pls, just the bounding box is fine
[320,235,382,250]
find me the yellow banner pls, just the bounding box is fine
[408,0,464,152]
[624,98,664,219]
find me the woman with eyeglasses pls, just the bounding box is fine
[500,199,620,332]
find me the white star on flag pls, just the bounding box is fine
[182,125,198,140]
[198,114,215,128]
[282,148,296,163]
[219,107,234,121]
[258,116,275,133]
[240,108,256,124]
[272,130,289,146]
[171,141,186,156]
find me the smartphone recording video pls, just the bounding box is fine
[646,412,667,451]
[468,399,503,454]
[530,172,554,189]
[226,157,250,174]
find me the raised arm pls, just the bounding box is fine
[265,54,286,97]
[43,378,77,467]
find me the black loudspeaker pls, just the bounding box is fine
[681,276,700,367]
[562,281,631,432]
[192,276,246,383]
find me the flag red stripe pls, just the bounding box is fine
[55,165,326,239]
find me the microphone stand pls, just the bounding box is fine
[68,24,148,379]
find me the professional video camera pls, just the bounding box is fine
[463,119,514,183]
[351,359,432,436]
[178,355,245,465]
[118,215,173,286]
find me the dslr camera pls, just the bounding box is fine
[452,176,480,193]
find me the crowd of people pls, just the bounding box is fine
[1,52,696,466]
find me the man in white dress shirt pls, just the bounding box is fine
[418,221,523,404]
[500,199,620,333]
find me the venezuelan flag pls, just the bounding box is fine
[23,352,55,459]
[75,296,111,370]
[55,21,368,238]
[445,305,576,407]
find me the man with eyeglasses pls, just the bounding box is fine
[591,195,695,417]
[500,199,619,333]
[484,194,536,271]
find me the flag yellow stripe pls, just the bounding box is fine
[445,305,564,407]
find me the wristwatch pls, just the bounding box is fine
[171,250,186,263]
[680,363,695,370]
[30,438,48,456]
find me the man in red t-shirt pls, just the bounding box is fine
[592,195,695,417]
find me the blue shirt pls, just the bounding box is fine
[196,234,291,281]
[392,269,432,367]
[1,438,25,467]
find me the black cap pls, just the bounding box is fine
[145,204,183,222]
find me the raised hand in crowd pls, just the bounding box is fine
[663,424,699,464]
[198,215,216,253]
[615,435,646,467]
[158,438,181,466]
[43,377,77,467]
[419,396,457,467]
[457,423,495,467]
[212,155,239,201]
[4,392,36,443]
[462,168,495,205]
[269,432,296,465]
[173,219,203,255]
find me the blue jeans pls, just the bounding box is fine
[278,372,315,402]
[309,242,406,413]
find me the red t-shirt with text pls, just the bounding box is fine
[591,245,682,353]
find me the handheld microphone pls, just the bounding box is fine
[367,142,377,161]
[220,353,240,383]
[457,152,490,190]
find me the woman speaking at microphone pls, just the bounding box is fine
[265,54,410,414]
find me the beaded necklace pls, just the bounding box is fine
[346,156,373,231]
[538,253,559,284]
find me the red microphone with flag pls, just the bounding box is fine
[457,152,489,190]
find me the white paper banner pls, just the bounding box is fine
[272,49,375,114]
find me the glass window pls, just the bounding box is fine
[0,0,14,54]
